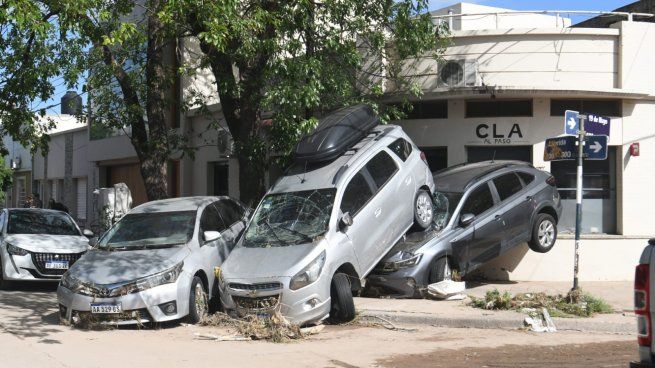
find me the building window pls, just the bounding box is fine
[550,147,617,234]
[420,147,448,172]
[550,99,622,117]
[466,146,532,163]
[465,99,533,118]
[208,162,229,196]
[389,100,448,119]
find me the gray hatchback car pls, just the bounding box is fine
[219,121,434,325]
[367,161,562,297]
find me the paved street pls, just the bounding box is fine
[0,282,637,367]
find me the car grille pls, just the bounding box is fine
[228,282,282,292]
[31,252,85,276]
[233,295,281,311]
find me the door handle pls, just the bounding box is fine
[526,195,533,201]
[494,214,503,221]
[375,208,382,217]
[405,177,412,185]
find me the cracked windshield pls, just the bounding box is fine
[99,211,197,250]
[244,189,336,247]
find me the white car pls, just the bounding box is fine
[0,208,92,288]
[58,197,248,325]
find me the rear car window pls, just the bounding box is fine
[388,138,413,161]
[517,172,535,185]
[365,151,398,189]
[341,171,374,216]
[461,184,494,216]
[218,199,243,226]
[493,173,523,201]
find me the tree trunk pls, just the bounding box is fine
[139,154,169,201]
[237,154,266,207]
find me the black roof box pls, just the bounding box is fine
[294,104,379,164]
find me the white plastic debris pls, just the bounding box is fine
[427,280,466,300]
[523,308,557,333]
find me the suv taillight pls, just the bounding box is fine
[420,151,428,166]
[546,175,557,187]
[635,263,651,346]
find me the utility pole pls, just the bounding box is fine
[573,114,586,291]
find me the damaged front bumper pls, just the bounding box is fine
[366,257,432,298]
[57,275,192,325]
[220,275,331,326]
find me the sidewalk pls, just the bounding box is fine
[355,280,636,334]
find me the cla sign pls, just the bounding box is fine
[476,123,523,144]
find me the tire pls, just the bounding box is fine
[0,263,12,290]
[329,273,356,323]
[428,256,452,284]
[528,213,557,253]
[186,276,208,324]
[413,190,434,230]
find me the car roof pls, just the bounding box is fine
[434,160,532,193]
[271,125,405,193]
[129,196,228,214]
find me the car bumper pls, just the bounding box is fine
[57,275,192,325]
[367,259,432,298]
[220,276,331,326]
[2,252,72,282]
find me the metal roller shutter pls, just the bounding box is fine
[76,178,87,220]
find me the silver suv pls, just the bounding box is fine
[219,117,434,325]
[367,161,562,297]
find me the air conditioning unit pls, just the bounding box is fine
[10,158,21,170]
[216,130,234,157]
[437,59,479,88]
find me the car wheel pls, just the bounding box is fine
[413,190,434,230]
[0,263,12,290]
[528,213,557,253]
[428,256,452,284]
[186,276,208,324]
[328,273,355,323]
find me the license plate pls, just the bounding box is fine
[90,303,122,314]
[45,260,69,269]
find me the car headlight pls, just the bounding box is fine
[133,262,184,292]
[289,251,326,290]
[381,253,423,272]
[6,243,28,256]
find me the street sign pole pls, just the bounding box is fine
[573,115,586,291]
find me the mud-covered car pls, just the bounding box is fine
[219,105,435,325]
[367,161,562,297]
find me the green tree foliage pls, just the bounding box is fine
[168,0,448,204]
[0,157,12,203]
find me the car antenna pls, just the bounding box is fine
[491,149,496,163]
[301,161,307,184]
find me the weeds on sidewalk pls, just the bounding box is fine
[199,311,303,343]
[469,289,614,317]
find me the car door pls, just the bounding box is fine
[197,203,229,278]
[490,172,532,248]
[364,150,404,251]
[339,168,379,273]
[456,182,505,272]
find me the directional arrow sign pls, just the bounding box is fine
[583,135,608,160]
[564,110,579,135]
[544,135,577,161]
[582,112,611,136]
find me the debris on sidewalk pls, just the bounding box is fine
[199,311,306,343]
[427,280,466,300]
[522,308,557,333]
[194,333,252,341]
[348,314,418,332]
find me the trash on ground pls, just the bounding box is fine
[427,280,466,300]
[523,308,557,333]
[199,311,305,342]
[194,333,251,341]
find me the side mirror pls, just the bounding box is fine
[88,237,99,247]
[203,231,222,243]
[83,229,94,238]
[459,213,475,227]
[339,212,353,232]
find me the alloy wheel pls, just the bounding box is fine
[538,220,555,247]
[416,193,433,224]
[194,282,208,320]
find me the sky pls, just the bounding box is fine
[43,0,639,115]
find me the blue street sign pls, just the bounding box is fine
[582,113,610,136]
[583,135,608,160]
[564,110,579,135]
[544,135,577,161]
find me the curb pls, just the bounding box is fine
[359,309,636,334]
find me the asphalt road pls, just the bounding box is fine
[0,282,637,368]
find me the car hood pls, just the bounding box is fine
[4,234,90,253]
[68,246,190,285]
[222,241,321,279]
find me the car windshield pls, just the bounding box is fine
[99,211,197,250]
[433,191,463,230]
[7,210,80,236]
[243,189,336,248]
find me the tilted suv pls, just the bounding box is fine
[367,161,562,297]
[219,119,435,325]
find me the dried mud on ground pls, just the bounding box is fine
[379,340,636,368]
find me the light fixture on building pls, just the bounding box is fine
[630,142,640,157]
[10,157,21,170]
